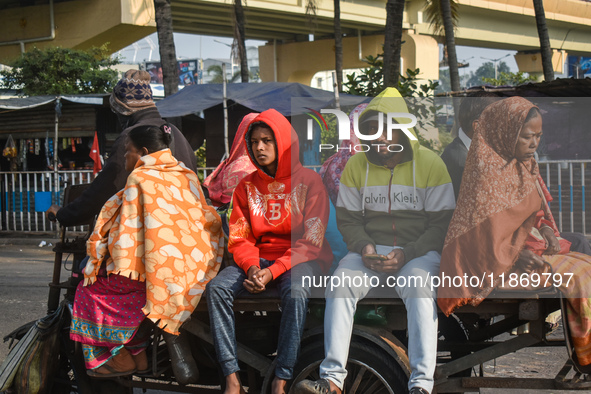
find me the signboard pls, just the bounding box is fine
[567,56,591,78]
[145,59,204,85]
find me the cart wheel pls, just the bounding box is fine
[438,314,471,378]
[268,337,408,393]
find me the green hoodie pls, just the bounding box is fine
[336,88,455,262]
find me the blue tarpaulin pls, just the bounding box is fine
[156,82,368,117]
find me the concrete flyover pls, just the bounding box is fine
[0,0,590,85]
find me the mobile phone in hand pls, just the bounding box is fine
[364,253,388,261]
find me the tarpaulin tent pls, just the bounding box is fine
[156,82,368,166]
[448,78,591,160]
[156,82,366,117]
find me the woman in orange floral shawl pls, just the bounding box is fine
[438,97,591,370]
[70,124,224,378]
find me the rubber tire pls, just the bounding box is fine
[288,336,408,394]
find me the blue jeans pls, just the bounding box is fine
[206,259,319,380]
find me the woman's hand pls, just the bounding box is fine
[539,226,561,255]
[516,249,546,273]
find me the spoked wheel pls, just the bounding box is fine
[285,338,408,394]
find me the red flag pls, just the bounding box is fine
[89,131,102,175]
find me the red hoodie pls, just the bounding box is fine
[228,109,333,278]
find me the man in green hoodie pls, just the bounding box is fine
[295,89,455,394]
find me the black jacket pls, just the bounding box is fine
[56,107,197,226]
[440,136,467,201]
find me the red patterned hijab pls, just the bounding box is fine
[438,97,543,315]
[203,113,259,207]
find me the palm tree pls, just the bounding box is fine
[532,0,554,81]
[207,64,242,84]
[154,0,179,96]
[334,0,343,92]
[383,0,405,87]
[233,0,249,83]
[425,0,460,91]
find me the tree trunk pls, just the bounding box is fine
[154,0,179,97]
[334,0,343,92]
[234,0,249,83]
[440,0,460,91]
[383,0,404,87]
[533,0,554,81]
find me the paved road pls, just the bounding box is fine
[0,242,581,394]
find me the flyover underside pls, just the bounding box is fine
[1,0,590,83]
[170,1,591,55]
[171,0,384,40]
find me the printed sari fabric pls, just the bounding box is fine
[70,274,147,369]
[438,96,591,366]
[438,97,542,312]
[202,113,258,207]
[82,149,224,335]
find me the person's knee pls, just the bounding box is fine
[206,278,227,301]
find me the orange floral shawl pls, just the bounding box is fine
[84,149,224,334]
[438,97,542,315]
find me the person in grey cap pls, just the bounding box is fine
[46,69,197,227]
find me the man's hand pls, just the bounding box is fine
[539,226,561,255]
[243,266,271,294]
[516,249,546,273]
[361,244,379,270]
[243,266,261,293]
[375,249,406,273]
[46,204,61,222]
[253,268,272,288]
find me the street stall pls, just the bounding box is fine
[0,95,115,232]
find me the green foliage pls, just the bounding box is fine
[320,115,339,163]
[482,71,537,86]
[423,0,460,37]
[207,64,254,83]
[0,44,120,96]
[466,61,511,87]
[195,141,207,181]
[344,54,439,98]
[344,55,385,97]
[343,54,444,153]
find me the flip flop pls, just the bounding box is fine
[87,363,136,378]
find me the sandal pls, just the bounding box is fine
[87,347,137,378]
[293,378,342,394]
[87,363,136,378]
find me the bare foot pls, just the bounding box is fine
[327,379,342,394]
[272,377,287,394]
[223,372,246,394]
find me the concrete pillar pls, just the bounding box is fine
[259,32,439,86]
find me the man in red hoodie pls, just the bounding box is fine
[206,109,333,394]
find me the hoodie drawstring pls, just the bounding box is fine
[362,162,369,217]
[413,160,417,209]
